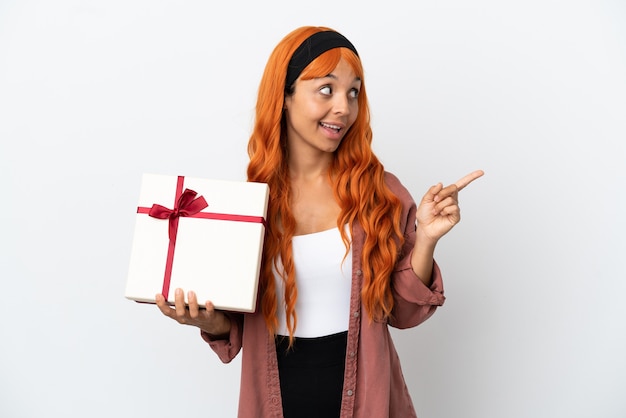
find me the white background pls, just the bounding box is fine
[1,1,625,417]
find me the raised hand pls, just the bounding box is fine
[415,170,484,243]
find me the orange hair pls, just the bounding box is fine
[247,26,405,340]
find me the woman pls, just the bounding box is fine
[156,26,483,418]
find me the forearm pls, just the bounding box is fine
[410,229,437,286]
[201,311,232,340]
[201,312,244,364]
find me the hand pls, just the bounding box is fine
[415,170,484,243]
[156,288,231,338]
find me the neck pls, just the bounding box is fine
[287,148,334,182]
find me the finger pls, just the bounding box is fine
[455,170,484,192]
[204,301,220,323]
[433,196,458,214]
[434,183,459,203]
[188,291,199,319]
[424,183,443,203]
[205,300,219,316]
[174,288,187,319]
[155,293,174,317]
[439,204,460,219]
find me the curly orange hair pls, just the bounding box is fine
[247,26,405,339]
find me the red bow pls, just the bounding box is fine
[148,188,208,241]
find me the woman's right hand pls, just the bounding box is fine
[155,288,232,339]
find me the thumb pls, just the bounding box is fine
[422,183,443,204]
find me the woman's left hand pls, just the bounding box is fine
[415,170,484,243]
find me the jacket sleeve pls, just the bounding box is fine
[200,312,244,363]
[385,172,446,329]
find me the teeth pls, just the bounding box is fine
[321,122,341,131]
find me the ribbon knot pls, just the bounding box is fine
[148,188,208,241]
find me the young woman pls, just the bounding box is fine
[156,26,483,418]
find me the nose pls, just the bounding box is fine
[332,93,351,116]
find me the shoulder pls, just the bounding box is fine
[383,171,414,204]
[383,171,403,189]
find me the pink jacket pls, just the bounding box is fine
[202,172,445,417]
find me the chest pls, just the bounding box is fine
[290,181,341,235]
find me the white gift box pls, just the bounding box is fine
[125,174,269,313]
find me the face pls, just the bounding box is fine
[284,58,361,157]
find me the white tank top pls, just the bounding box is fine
[274,226,352,338]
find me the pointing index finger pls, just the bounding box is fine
[455,170,484,191]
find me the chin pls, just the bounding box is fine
[322,144,341,153]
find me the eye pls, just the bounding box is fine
[319,86,332,95]
[349,88,360,99]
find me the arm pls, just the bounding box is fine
[387,192,445,329]
[156,289,243,363]
[386,170,483,328]
[200,311,244,364]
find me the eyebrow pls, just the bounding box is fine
[324,73,362,83]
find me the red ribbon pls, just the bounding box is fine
[136,176,265,300]
[147,189,208,241]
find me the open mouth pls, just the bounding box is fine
[320,122,342,133]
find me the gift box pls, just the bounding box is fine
[125,174,269,313]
